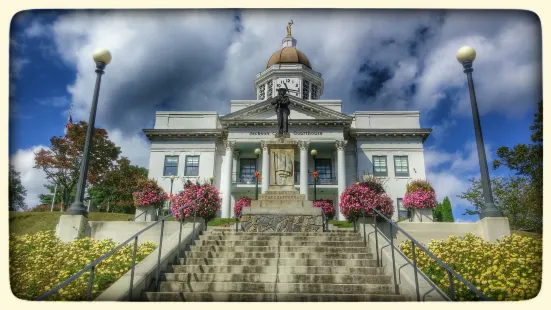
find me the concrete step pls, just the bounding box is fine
[171,264,386,275]
[162,272,391,284]
[189,245,370,253]
[201,235,363,242]
[207,230,360,235]
[158,281,394,294]
[144,291,407,302]
[180,257,379,267]
[194,240,365,247]
[185,251,373,260]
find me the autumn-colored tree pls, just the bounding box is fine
[88,157,148,213]
[34,121,121,210]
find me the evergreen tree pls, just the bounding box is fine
[9,164,27,211]
[441,196,454,222]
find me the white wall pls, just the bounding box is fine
[356,137,427,220]
[148,140,218,195]
[354,112,421,129]
[154,112,219,129]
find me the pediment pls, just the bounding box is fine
[220,96,352,122]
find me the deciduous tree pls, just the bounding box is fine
[34,121,121,210]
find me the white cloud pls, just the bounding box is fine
[108,129,151,168]
[425,140,494,209]
[24,19,50,38]
[9,145,50,208]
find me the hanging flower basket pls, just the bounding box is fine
[402,179,437,222]
[313,200,335,219]
[234,197,252,218]
[132,179,168,221]
[339,182,394,221]
[171,180,221,223]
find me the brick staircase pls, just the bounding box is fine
[143,228,408,301]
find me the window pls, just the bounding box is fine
[184,156,200,176]
[394,156,409,177]
[397,198,409,219]
[315,159,332,183]
[240,158,257,182]
[163,156,179,176]
[373,156,387,176]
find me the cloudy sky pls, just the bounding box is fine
[9,9,542,221]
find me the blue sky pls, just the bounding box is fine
[9,10,542,221]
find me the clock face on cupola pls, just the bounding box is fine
[254,21,324,101]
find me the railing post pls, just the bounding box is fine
[389,224,399,295]
[235,215,239,232]
[86,265,95,301]
[447,270,456,301]
[192,203,197,244]
[411,240,421,301]
[362,209,367,247]
[177,215,184,262]
[129,236,138,301]
[373,214,379,266]
[155,220,165,291]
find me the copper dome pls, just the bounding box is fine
[266,47,312,69]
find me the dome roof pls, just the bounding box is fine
[266,47,312,69]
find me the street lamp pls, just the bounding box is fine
[254,148,261,200]
[456,45,503,219]
[67,48,112,217]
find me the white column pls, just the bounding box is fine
[221,140,235,218]
[336,140,348,221]
[261,141,270,193]
[298,141,310,200]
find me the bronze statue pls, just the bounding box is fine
[271,86,291,134]
[287,20,293,37]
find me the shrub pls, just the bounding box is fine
[339,183,394,220]
[28,204,61,212]
[399,233,542,301]
[9,231,156,301]
[132,179,167,208]
[403,179,437,209]
[313,200,335,219]
[171,180,221,223]
[234,197,252,217]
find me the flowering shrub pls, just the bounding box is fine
[132,179,167,208]
[313,200,335,219]
[9,231,156,301]
[403,179,437,209]
[234,197,252,217]
[339,183,394,220]
[399,233,542,301]
[171,180,221,223]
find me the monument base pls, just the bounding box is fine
[240,214,323,232]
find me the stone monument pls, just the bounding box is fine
[240,135,323,232]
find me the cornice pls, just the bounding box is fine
[350,128,432,142]
[142,129,225,141]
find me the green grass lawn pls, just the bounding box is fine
[9,211,135,236]
[9,211,239,236]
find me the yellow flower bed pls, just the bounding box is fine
[399,233,542,301]
[10,231,156,301]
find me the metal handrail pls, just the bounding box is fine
[36,196,203,301]
[131,209,148,221]
[366,208,491,301]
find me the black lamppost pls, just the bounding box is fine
[456,46,503,219]
[254,148,261,200]
[311,149,318,201]
[167,175,177,219]
[67,48,112,217]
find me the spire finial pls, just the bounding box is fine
[287,20,293,37]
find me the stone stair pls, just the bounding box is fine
[143,228,408,302]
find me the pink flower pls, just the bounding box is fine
[339,183,394,220]
[313,200,335,219]
[234,197,252,217]
[133,179,167,208]
[170,181,221,222]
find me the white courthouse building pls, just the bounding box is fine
[143,29,432,221]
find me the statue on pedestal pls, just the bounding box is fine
[271,87,291,134]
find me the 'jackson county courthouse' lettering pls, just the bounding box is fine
[142,27,432,221]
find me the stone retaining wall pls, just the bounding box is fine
[240,214,323,232]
